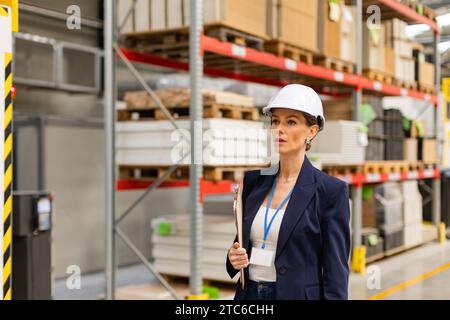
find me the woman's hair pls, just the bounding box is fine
[300,111,319,151]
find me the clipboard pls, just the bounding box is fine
[233,181,245,289]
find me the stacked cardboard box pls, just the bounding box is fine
[418,62,435,88]
[317,0,341,59]
[401,181,423,248]
[151,214,238,283]
[403,138,418,162]
[383,18,415,84]
[322,97,353,121]
[362,185,376,228]
[267,0,318,52]
[421,139,438,163]
[340,4,356,63]
[413,40,436,90]
[118,0,268,38]
[363,23,385,71]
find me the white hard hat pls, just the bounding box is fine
[262,84,325,131]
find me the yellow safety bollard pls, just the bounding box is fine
[186,293,210,300]
[351,246,367,274]
[439,223,447,244]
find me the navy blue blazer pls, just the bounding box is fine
[226,156,351,300]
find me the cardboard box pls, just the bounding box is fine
[267,0,318,51]
[403,138,418,162]
[318,0,341,59]
[184,0,267,38]
[395,56,415,82]
[419,62,435,87]
[422,139,437,163]
[167,0,183,28]
[393,38,412,58]
[363,197,376,228]
[207,0,267,38]
[385,46,395,76]
[323,98,353,121]
[363,24,385,71]
[340,5,356,63]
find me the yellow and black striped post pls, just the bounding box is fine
[2,51,12,300]
[0,0,17,300]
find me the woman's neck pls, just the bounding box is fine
[279,151,305,183]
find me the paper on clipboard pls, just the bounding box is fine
[233,180,245,289]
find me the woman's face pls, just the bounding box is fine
[270,108,319,154]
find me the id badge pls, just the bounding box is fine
[249,247,274,267]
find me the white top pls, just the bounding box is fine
[249,204,286,282]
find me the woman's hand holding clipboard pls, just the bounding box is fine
[232,180,246,289]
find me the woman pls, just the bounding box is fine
[226,84,351,300]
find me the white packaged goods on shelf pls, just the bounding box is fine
[167,0,183,28]
[340,5,356,64]
[151,214,236,236]
[404,223,423,248]
[375,182,404,229]
[308,121,366,165]
[422,224,438,243]
[116,119,269,166]
[134,0,151,31]
[150,0,166,29]
[153,259,238,283]
[150,214,237,282]
[401,181,423,226]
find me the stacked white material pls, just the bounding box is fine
[384,18,415,83]
[118,0,166,32]
[401,181,423,248]
[151,214,238,283]
[308,121,366,165]
[116,119,269,166]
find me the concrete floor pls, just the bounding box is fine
[55,241,450,300]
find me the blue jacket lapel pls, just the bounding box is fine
[275,158,318,260]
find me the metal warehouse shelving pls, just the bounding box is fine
[104,0,443,299]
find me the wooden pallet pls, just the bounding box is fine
[119,103,260,121]
[205,24,265,51]
[264,40,314,65]
[408,162,437,172]
[394,79,418,90]
[155,103,260,121]
[363,161,410,174]
[321,164,363,176]
[120,27,190,59]
[119,165,265,182]
[121,23,267,57]
[363,69,394,85]
[418,84,436,95]
[314,56,355,74]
